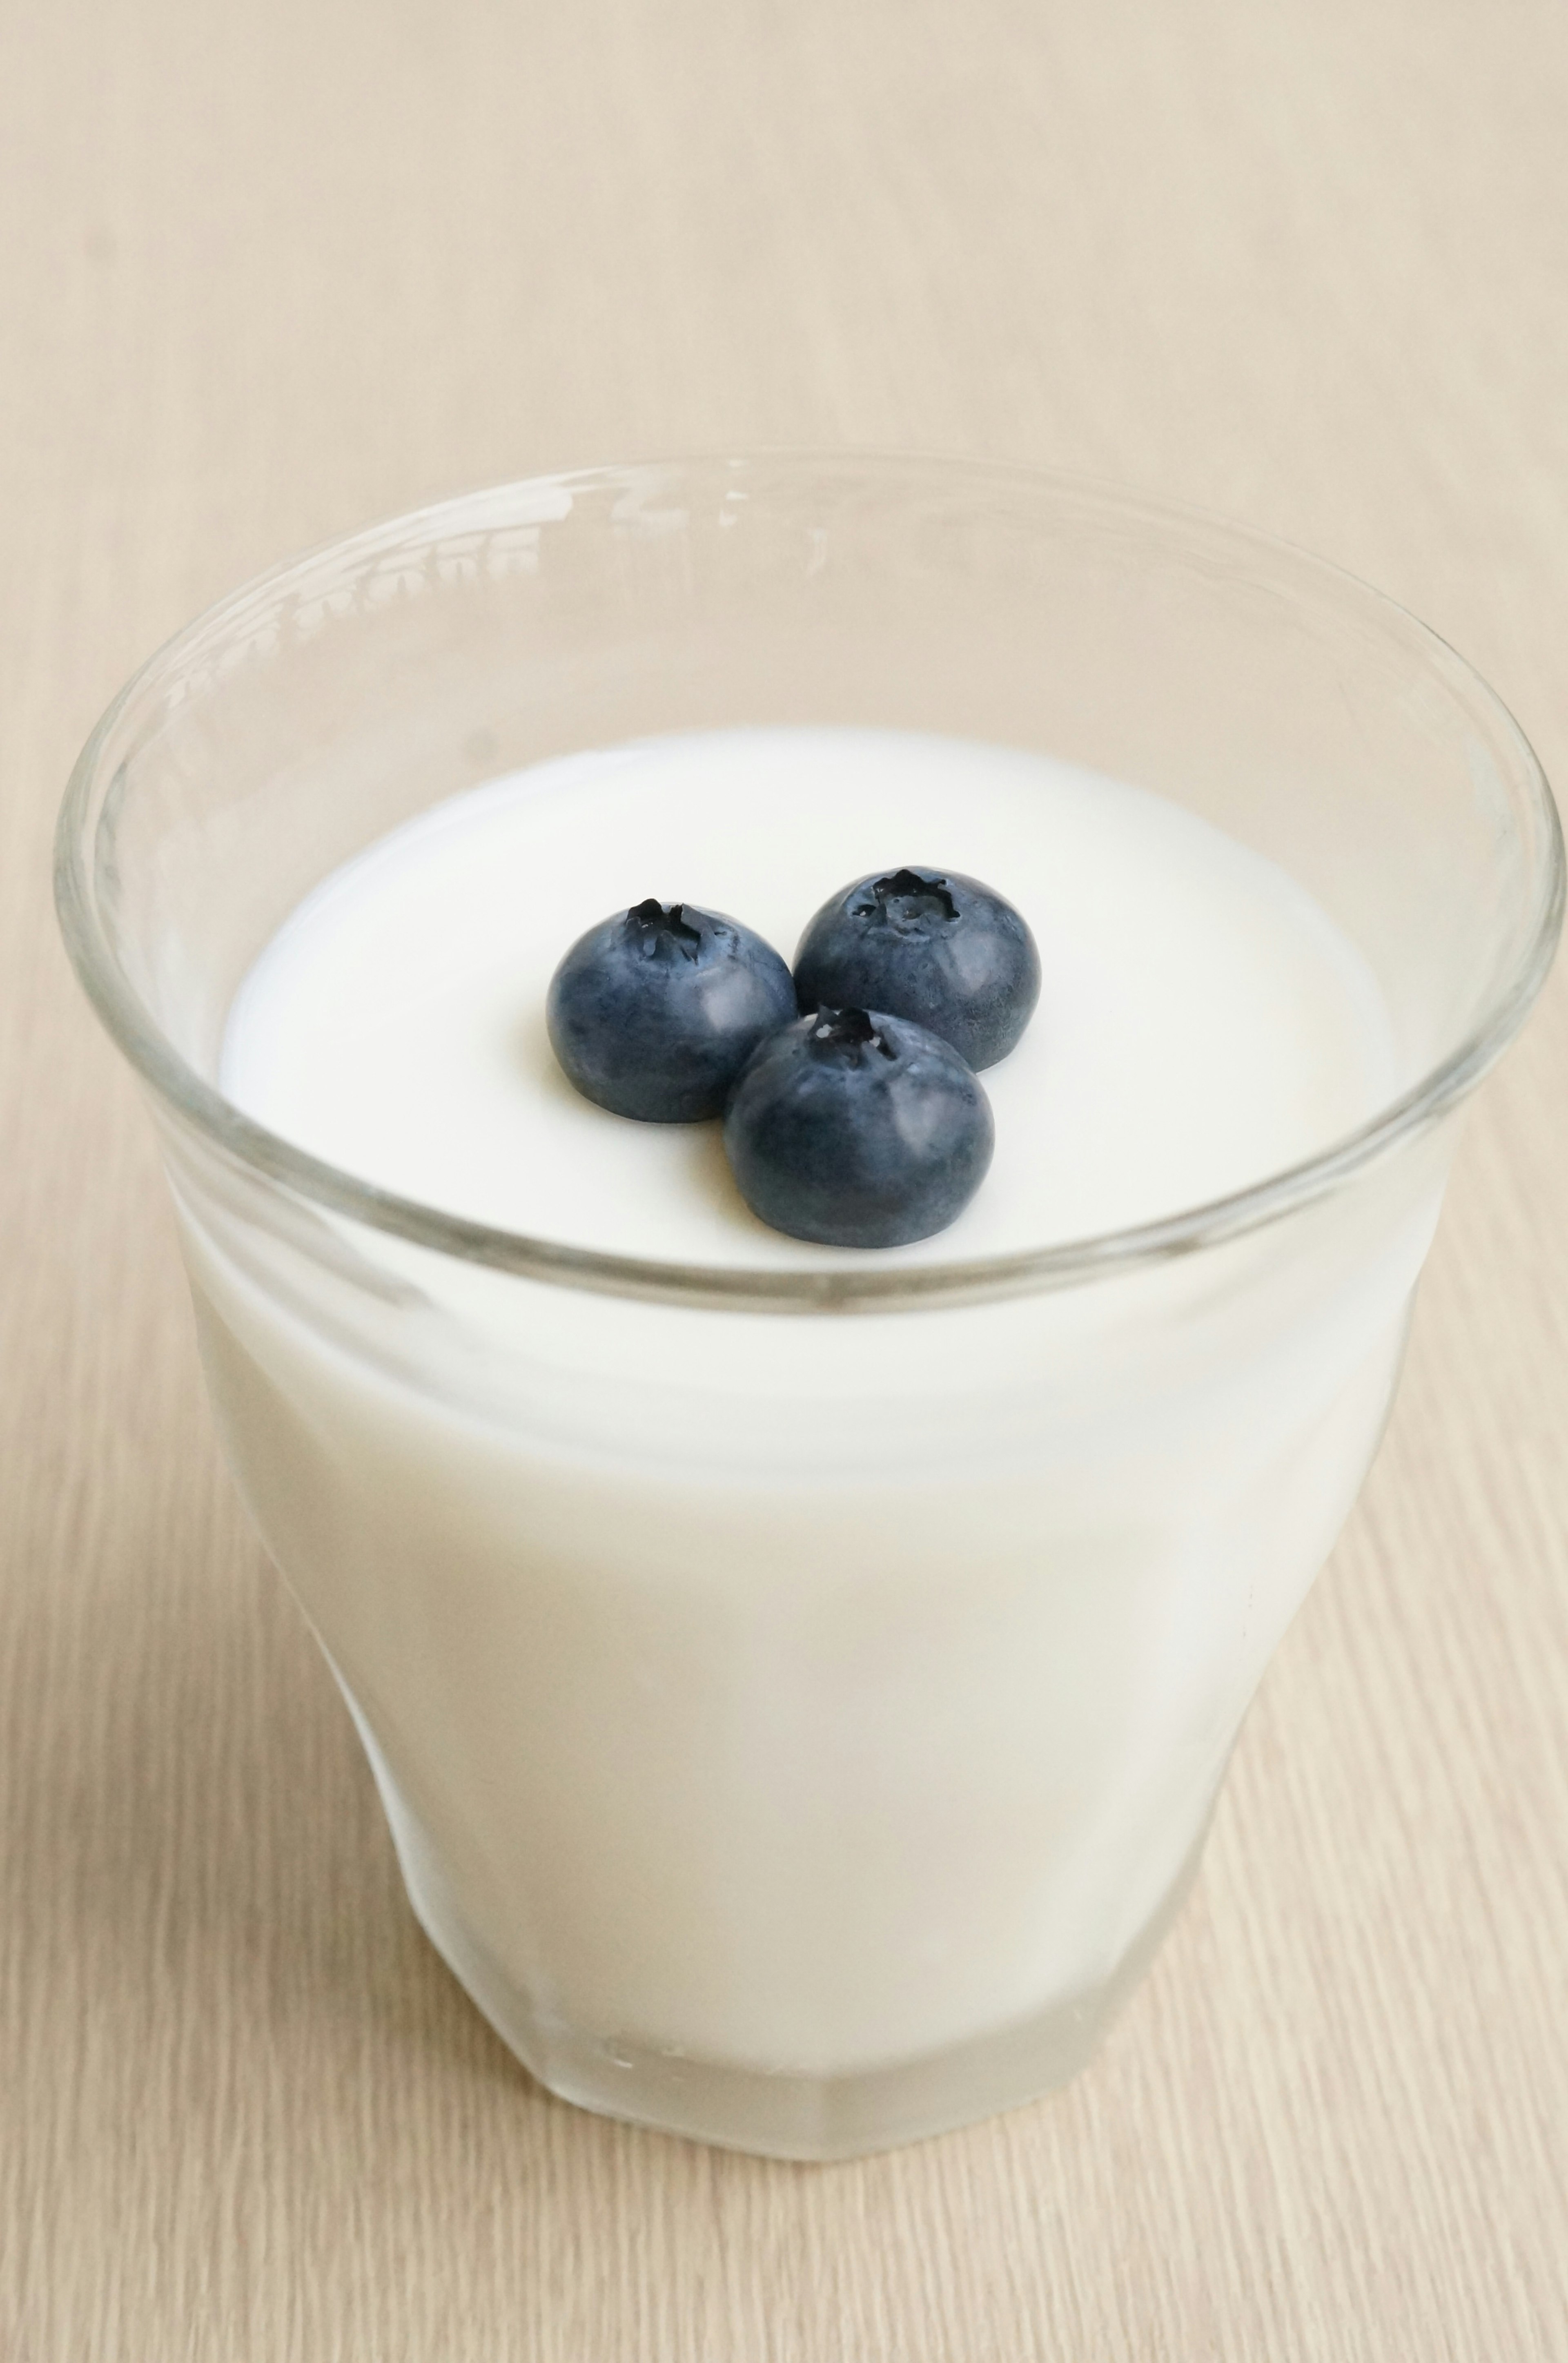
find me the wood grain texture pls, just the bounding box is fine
[4,3,1567,2355]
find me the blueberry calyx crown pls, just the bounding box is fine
[855,869,959,929]
[624,897,704,961]
[806,1006,898,1061]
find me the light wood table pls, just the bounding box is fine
[5,5,1567,2355]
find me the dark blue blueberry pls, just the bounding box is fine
[548,899,797,1122]
[793,867,1040,1070]
[724,1007,994,1248]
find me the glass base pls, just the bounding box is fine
[356,1714,1209,2159]
[419,1869,1200,2163]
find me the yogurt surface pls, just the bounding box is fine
[221,727,1396,1260]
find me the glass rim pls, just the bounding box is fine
[54,450,1566,1315]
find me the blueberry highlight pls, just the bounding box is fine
[793,866,1041,1070]
[548,899,797,1122]
[724,1007,995,1248]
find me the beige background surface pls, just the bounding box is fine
[4,4,1568,2357]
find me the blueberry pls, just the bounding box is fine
[548,899,797,1122]
[793,867,1040,1070]
[724,1007,994,1248]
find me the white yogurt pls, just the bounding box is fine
[185,729,1439,2095]
[223,728,1395,1262]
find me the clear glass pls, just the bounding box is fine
[56,456,1562,2158]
